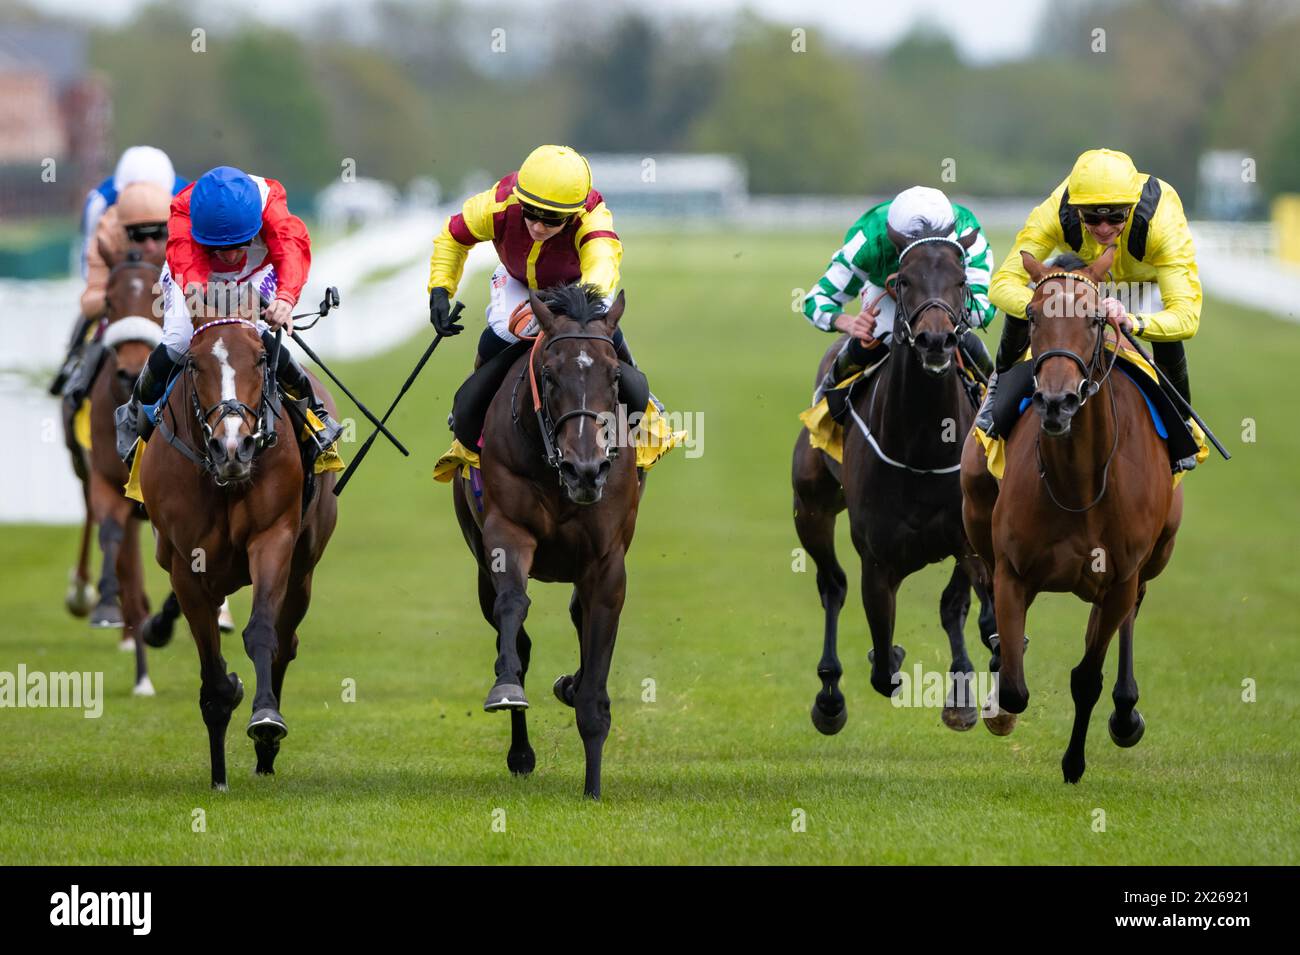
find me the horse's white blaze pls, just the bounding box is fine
[577,348,593,369]
[211,338,242,455]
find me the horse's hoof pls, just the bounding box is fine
[212,781,229,792]
[132,675,156,697]
[982,712,1013,738]
[867,645,906,667]
[552,675,576,708]
[484,683,529,711]
[229,673,244,709]
[65,574,95,617]
[942,705,978,731]
[247,708,288,743]
[117,635,135,653]
[1061,752,1085,784]
[141,613,175,648]
[507,747,536,775]
[1108,710,1146,748]
[90,601,123,629]
[218,599,235,633]
[811,700,847,735]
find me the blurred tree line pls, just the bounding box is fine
[30,0,1300,207]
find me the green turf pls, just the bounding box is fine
[1,230,1297,864]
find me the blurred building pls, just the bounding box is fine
[0,24,111,220]
[316,177,401,231]
[587,154,747,218]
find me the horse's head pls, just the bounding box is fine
[104,252,164,402]
[1020,246,1116,436]
[187,321,268,486]
[528,284,625,505]
[886,224,979,376]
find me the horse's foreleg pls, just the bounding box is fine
[939,561,977,731]
[553,588,583,709]
[242,525,295,747]
[481,518,535,711]
[990,563,1032,715]
[1062,577,1137,783]
[574,560,627,800]
[117,515,154,696]
[1108,582,1147,750]
[477,565,536,774]
[257,570,309,776]
[793,443,849,734]
[66,479,97,617]
[89,472,124,629]
[173,569,241,790]
[861,558,904,698]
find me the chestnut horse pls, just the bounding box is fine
[84,255,176,694]
[960,247,1182,782]
[452,285,642,799]
[139,318,338,789]
[793,228,995,735]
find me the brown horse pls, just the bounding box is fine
[793,228,995,735]
[84,254,173,693]
[452,285,642,799]
[960,247,1182,782]
[140,318,338,789]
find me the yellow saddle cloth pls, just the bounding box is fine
[434,399,685,483]
[73,399,92,452]
[971,342,1208,489]
[122,410,344,505]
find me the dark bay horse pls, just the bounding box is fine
[960,247,1182,782]
[793,227,995,735]
[452,285,643,799]
[140,318,339,789]
[84,255,175,694]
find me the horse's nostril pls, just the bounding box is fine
[207,436,226,462]
[944,333,958,350]
[559,461,579,481]
[237,434,257,462]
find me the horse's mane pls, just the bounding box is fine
[1048,252,1089,272]
[540,283,608,326]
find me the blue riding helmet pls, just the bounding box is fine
[190,166,262,246]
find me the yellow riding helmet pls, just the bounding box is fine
[1067,148,1144,207]
[117,181,172,227]
[513,145,592,214]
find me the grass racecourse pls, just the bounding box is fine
[1,229,1297,865]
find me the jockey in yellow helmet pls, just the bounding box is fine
[427,144,624,365]
[978,148,1203,470]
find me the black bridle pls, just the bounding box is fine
[1026,271,1122,513]
[514,330,622,473]
[157,319,278,486]
[890,236,974,364]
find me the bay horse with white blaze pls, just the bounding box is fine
[793,227,996,734]
[453,285,643,799]
[139,317,338,789]
[960,247,1182,782]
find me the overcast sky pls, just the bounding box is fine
[24,0,1051,63]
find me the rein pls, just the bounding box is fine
[1028,272,1124,512]
[158,319,278,486]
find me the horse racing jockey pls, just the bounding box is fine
[58,181,172,410]
[977,147,1202,471]
[50,146,188,397]
[114,165,345,463]
[803,185,996,400]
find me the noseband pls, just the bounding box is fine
[516,330,622,473]
[158,319,278,486]
[890,236,972,349]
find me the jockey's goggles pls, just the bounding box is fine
[126,223,167,242]
[1078,206,1131,226]
[206,240,252,253]
[520,203,571,227]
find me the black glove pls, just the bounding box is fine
[429,287,461,336]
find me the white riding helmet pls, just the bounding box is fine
[113,146,175,193]
[887,186,956,237]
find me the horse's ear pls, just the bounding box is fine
[529,290,555,335]
[604,290,625,330]
[1020,249,1049,283]
[886,223,909,252]
[958,228,979,250]
[1088,245,1117,283]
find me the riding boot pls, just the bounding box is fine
[266,333,345,449]
[115,344,175,462]
[814,336,885,404]
[63,339,107,407]
[49,313,97,396]
[613,330,664,413]
[975,315,1031,436]
[959,330,994,380]
[1152,340,1198,472]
